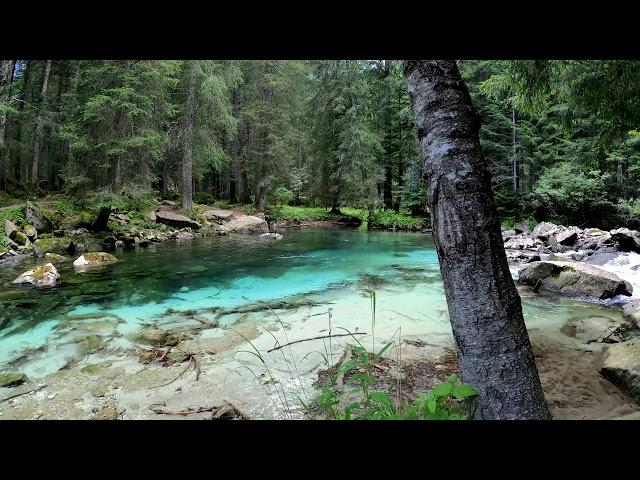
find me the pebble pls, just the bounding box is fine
[47,393,56,400]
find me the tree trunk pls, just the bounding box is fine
[181,61,197,212]
[31,59,52,187]
[512,106,518,192]
[0,60,15,189]
[256,177,268,212]
[383,60,393,210]
[403,60,550,420]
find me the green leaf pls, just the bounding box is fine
[452,383,477,399]
[375,339,395,359]
[430,382,453,398]
[337,359,356,375]
[447,373,459,383]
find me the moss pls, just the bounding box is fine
[80,361,112,374]
[32,264,56,280]
[81,252,118,263]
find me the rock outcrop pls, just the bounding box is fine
[600,340,640,404]
[25,201,54,233]
[218,215,269,234]
[610,228,640,253]
[13,263,60,287]
[203,209,235,222]
[154,210,200,230]
[518,260,633,299]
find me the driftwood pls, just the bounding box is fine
[148,400,250,419]
[147,353,200,389]
[267,332,366,353]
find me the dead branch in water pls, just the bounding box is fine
[148,400,250,419]
[266,332,366,353]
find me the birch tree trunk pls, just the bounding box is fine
[403,60,551,420]
[31,60,52,187]
[181,61,197,212]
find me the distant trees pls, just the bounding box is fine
[1,59,639,229]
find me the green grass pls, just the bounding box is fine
[500,216,539,231]
[367,210,427,231]
[267,205,357,222]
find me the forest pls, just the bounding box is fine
[1,59,640,421]
[1,60,639,230]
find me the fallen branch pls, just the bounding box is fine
[149,400,250,419]
[267,332,366,353]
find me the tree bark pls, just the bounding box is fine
[31,60,52,187]
[181,61,197,212]
[383,60,393,210]
[0,60,15,189]
[403,60,550,420]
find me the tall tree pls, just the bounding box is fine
[181,60,197,212]
[31,59,51,186]
[0,59,15,188]
[403,60,551,420]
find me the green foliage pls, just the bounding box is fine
[0,207,26,227]
[193,191,215,205]
[532,162,613,225]
[314,371,477,420]
[368,210,426,231]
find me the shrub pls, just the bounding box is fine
[193,191,215,205]
[368,210,426,231]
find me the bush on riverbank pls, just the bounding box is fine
[367,210,427,231]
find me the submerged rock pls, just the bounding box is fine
[518,261,632,299]
[610,228,640,253]
[44,252,66,263]
[259,232,283,240]
[561,316,633,344]
[0,372,28,387]
[600,340,640,404]
[73,252,118,267]
[154,210,200,229]
[13,263,60,287]
[26,201,54,233]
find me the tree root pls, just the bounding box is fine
[148,400,250,419]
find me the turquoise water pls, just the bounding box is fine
[0,230,441,365]
[0,229,627,377]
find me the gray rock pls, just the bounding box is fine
[514,222,530,235]
[531,221,561,240]
[203,209,235,221]
[600,340,640,404]
[518,260,632,299]
[259,232,283,240]
[0,372,28,387]
[556,229,578,246]
[218,215,269,234]
[623,300,640,327]
[26,201,54,233]
[73,252,118,267]
[13,263,60,287]
[24,224,37,241]
[610,228,640,253]
[155,210,200,229]
[4,219,18,239]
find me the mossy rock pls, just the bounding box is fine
[80,361,113,375]
[13,231,28,245]
[33,237,75,256]
[44,252,66,262]
[73,252,118,267]
[76,335,104,355]
[0,372,28,387]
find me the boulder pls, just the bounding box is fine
[91,206,112,232]
[4,236,18,250]
[600,339,640,404]
[12,230,27,246]
[25,201,54,233]
[501,229,517,241]
[561,316,633,344]
[518,261,633,299]
[556,228,578,246]
[146,211,157,223]
[24,224,37,242]
[218,215,269,234]
[203,209,235,222]
[13,263,60,287]
[0,372,28,387]
[623,300,640,327]
[135,327,180,347]
[531,221,561,240]
[610,228,640,253]
[259,232,283,241]
[44,252,66,263]
[33,237,76,257]
[514,222,530,235]
[154,210,200,229]
[73,252,118,267]
[4,219,18,239]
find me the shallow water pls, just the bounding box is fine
[0,229,631,381]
